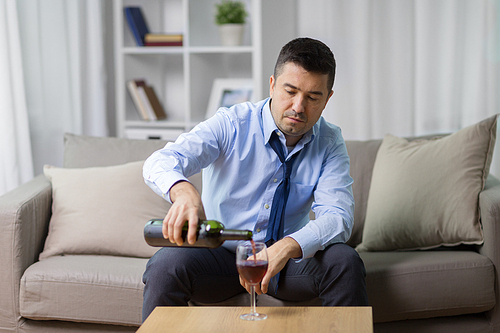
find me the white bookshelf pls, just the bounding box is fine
[114,0,295,140]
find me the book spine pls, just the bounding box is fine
[126,80,149,120]
[137,86,157,120]
[144,41,183,47]
[124,8,144,46]
[144,86,167,120]
[144,33,183,43]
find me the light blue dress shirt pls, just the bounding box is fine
[143,98,354,259]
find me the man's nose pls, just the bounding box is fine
[293,95,306,113]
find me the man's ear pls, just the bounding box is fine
[269,75,275,98]
[325,89,334,105]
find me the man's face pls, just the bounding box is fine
[269,62,333,146]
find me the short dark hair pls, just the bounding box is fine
[274,37,336,92]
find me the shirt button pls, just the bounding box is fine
[264,204,270,209]
[256,228,261,233]
[277,132,282,136]
[273,178,278,183]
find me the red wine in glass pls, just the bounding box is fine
[236,241,268,321]
[237,260,268,284]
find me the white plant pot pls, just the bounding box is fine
[218,24,244,46]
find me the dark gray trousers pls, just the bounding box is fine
[142,243,368,322]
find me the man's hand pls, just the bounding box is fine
[239,237,302,295]
[163,180,206,246]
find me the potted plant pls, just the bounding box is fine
[215,0,248,46]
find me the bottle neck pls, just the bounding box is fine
[220,229,253,240]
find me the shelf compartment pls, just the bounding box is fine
[189,52,253,123]
[122,0,184,48]
[124,54,185,123]
[188,0,253,47]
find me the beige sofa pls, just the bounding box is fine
[1,118,498,332]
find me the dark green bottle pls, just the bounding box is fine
[144,219,253,248]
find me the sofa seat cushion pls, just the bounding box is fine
[360,250,495,323]
[20,255,146,326]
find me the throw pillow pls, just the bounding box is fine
[40,161,171,259]
[356,114,498,252]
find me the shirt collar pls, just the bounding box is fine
[262,98,279,145]
[261,98,317,147]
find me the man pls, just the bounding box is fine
[142,37,368,321]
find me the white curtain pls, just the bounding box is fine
[297,0,500,176]
[0,0,33,196]
[16,0,108,175]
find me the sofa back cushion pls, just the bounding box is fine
[344,140,382,247]
[63,133,202,193]
[62,129,492,251]
[63,133,169,168]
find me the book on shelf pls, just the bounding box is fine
[124,8,184,47]
[136,82,157,120]
[144,41,183,47]
[126,79,167,121]
[126,80,149,120]
[145,33,183,43]
[124,7,149,46]
[143,86,167,120]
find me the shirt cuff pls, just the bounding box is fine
[286,227,322,261]
[144,169,189,203]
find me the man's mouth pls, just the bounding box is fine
[283,111,306,123]
[286,116,305,123]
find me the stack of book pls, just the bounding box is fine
[144,33,183,47]
[124,7,183,47]
[127,79,167,121]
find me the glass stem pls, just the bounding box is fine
[250,285,256,315]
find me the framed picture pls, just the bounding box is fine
[206,78,254,119]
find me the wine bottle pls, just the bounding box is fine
[144,219,253,248]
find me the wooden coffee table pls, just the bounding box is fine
[137,306,373,333]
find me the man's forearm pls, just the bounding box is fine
[256,237,302,294]
[279,237,303,259]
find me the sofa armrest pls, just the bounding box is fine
[479,174,500,328]
[0,175,52,329]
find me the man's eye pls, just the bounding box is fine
[309,96,318,101]
[285,90,295,95]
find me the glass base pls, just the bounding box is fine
[239,312,268,321]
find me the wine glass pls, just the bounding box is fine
[236,241,269,321]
